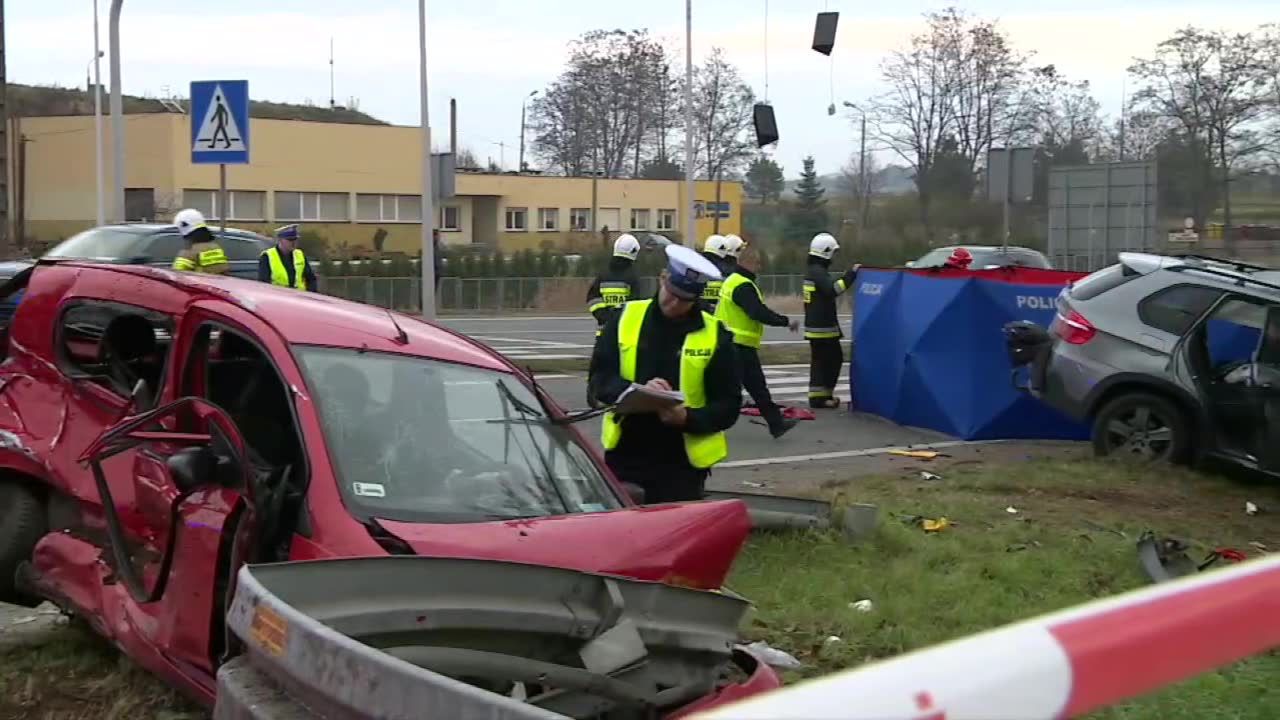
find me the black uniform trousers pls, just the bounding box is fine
[738,344,786,433]
[606,452,708,504]
[808,338,844,405]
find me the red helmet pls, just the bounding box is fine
[946,247,973,268]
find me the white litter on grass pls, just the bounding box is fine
[1006,506,1020,514]
[919,471,942,482]
[1246,501,1260,516]
[744,641,803,670]
[850,599,874,613]
[824,636,842,645]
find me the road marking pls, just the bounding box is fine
[718,440,1003,468]
[471,335,591,348]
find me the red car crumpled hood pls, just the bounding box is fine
[376,500,750,590]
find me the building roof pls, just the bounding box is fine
[55,263,508,371]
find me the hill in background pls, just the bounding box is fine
[784,165,914,197]
[7,83,387,125]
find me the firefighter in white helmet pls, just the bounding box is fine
[700,235,732,311]
[803,232,860,408]
[586,233,642,339]
[171,209,229,275]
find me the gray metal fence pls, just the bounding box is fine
[317,274,807,313]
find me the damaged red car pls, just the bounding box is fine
[0,261,778,719]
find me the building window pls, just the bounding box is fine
[274,191,350,222]
[569,208,590,231]
[355,194,422,223]
[182,189,267,221]
[505,207,528,231]
[441,206,461,231]
[657,209,676,231]
[538,208,560,231]
[630,209,651,230]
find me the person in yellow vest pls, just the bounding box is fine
[588,244,741,504]
[716,244,799,439]
[171,209,229,275]
[258,224,317,291]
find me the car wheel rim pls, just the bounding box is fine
[1106,406,1174,460]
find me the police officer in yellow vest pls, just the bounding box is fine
[699,234,731,311]
[258,224,317,291]
[171,209,229,275]
[589,244,742,504]
[715,243,800,439]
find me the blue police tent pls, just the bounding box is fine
[850,268,1090,441]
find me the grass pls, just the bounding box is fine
[729,458,1280,719]
[5,457,1277,718]
[0,620,200,720]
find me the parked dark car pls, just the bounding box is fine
[0,224,272,323]
[907,245,1053,269]
[1006,252,1280,475]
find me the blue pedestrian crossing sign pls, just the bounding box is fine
[190,80,250,164]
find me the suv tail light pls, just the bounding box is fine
[1052,308,1096,345]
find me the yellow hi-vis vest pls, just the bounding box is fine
[172,241,229,274]
[701,279,723,307]
[600,299,728,470]
[263,247,308,290]
[714,273,764,348]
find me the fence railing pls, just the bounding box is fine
[317,274,807,313]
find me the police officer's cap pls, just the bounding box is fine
[275,224,300,241]
[663,244,722,300]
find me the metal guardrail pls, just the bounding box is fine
[317,275,807,313]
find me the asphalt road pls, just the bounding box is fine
[438,314,852,361]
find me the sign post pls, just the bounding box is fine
[190,80,251,230]
[1168,216,1199,245]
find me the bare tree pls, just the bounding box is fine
[1258,23,1280,170]
[947,10,1027,172]
[689,48,757,181]
[1130,27,1272,243]
[1100,109,1170,162]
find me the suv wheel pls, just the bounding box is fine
[0,481,46,606]
[1092,393,1190,464]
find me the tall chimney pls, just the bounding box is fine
[449,98,457,156]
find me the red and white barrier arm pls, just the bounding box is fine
[697,553,1280,719]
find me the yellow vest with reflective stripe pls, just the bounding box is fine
[714,273,764,348]
[263,247,308,290]
[701,279,723,306]
[600,300,728,470]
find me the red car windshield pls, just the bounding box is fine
[294,346,623,523]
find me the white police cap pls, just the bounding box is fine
[664,244,723,299]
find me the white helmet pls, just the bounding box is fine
[809,232,839,260]
[702,234,729,258]
[723,234,745,258]
[174,208,208,238]
[613,233,641,260]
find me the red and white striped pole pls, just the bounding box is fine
[697,553,1280,719]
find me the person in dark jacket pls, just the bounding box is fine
[803,233,860,408]
[699,234,731,312]
[258,224,318,291]
[589,245,741,504]
[585,233,642,337]
[715,244,798,438]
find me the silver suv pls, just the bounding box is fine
[1006,253,1280,472]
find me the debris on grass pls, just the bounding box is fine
[919,471,943,482]
[840,504,879,544]
[891,449,944,460]
[849,599,874,613]
[921,517,950,533]
[1246,501,1260,516]
[743,641,803,670]
[1005,506,1020,514]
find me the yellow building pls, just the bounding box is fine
[8,112,743,255]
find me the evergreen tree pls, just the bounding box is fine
[784,156,829,242]
[744,156,785,203]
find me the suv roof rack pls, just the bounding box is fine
[1167,264,1280,294]
[1172,254,1272,272]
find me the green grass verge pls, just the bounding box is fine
[729,458,1280,719]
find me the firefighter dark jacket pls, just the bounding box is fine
[803,257,858,339]
[585,257,640,327]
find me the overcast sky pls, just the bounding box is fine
[9,1,1275,177]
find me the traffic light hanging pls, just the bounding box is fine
[813,12,838,55]
[753,104,779,147]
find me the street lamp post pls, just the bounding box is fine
[108,0,124,223]
[683,0,694,247]
[91,1,104,227]
[418,0,437,319]
[518,89,536,172]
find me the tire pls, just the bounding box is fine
[1091,393,1192,464]
[0,481,46,607]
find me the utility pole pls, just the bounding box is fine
[518,90,535,172]
[417,0,436,318]
[93,0,105,226]
[0,0,9,252]
[683,0,695,247]
[109,0,125,223]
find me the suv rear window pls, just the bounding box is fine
[1139,285,1223,335]
[45,228,145,260]
[1069,264,1138,301]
